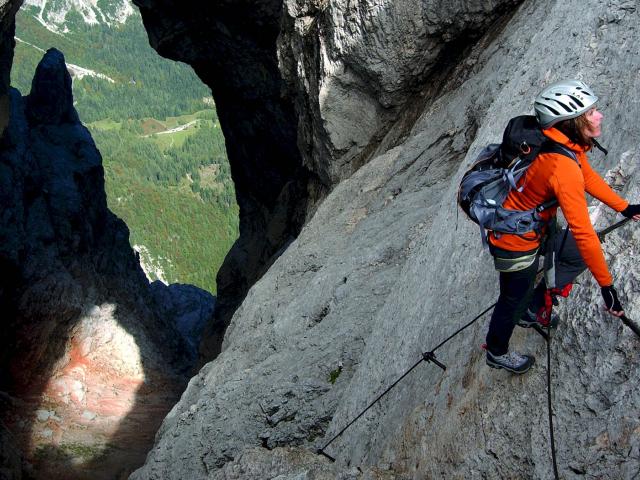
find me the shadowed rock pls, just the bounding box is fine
[26,48,79,125]
[0,0,24,136]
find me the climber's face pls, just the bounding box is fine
[584,107,603,138]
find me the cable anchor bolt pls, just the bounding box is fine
[422,351,447,371]
[317,449,336,462]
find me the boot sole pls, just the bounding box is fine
[486,357,535,374]
[517,320,558,329]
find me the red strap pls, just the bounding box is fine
[536,284,573,326]
[552,283,573,298]
[536,291,554,327]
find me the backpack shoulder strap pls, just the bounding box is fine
[533,142,580,214]
[540,142,578,163]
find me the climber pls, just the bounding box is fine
[485,79,640,374]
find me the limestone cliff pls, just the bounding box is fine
[130,0,640,478]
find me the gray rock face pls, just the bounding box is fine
[131,0,640,479]
[278,0,520,184]
[211,447,397,480]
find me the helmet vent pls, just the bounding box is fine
[544,105,560,115]
[568,95,584,107]
[555,101,573,113]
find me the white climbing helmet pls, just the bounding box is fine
[534,80,598,128]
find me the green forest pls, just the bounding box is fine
[12,5,238,293]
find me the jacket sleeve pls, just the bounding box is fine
[552,158,613,287]
[581,156,629,211]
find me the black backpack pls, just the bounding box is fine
[457,115,576,244]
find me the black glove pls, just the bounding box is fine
[621,204,640,218]
[601,285,623,312]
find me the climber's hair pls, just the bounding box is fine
[554,112,594,148]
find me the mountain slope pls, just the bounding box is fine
[23,0,135,32]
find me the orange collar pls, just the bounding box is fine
[542,127,591,154]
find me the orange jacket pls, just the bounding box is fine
[489,127,628,286]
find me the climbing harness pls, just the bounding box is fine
[537,226,571,327]
[317,217,640,476]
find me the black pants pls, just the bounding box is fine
[485,229,586,356]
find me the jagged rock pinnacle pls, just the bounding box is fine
[26,47,79,125]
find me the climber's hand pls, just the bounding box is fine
[621,204,640,221]
[601,285,624,317]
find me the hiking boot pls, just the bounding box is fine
[486,350,535,374]
[517,309,559,329]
